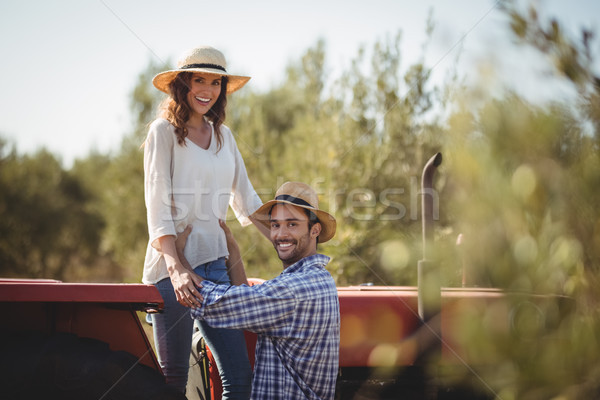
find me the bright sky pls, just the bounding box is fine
[0,0,598,167]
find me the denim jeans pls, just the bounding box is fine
[152,257,252,399]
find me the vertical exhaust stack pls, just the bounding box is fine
[418,152,442,351]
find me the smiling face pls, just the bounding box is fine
[186,72,223,117]
[269,203,322,268]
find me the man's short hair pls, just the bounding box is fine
[304,209,320,244]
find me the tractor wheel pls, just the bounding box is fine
[0,331,187,400]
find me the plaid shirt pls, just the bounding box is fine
[190,254,340,400]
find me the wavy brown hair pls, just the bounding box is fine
[158,72,228,150]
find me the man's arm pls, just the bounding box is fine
[190,279,296,334]
[219,220,249,286]
[175,222,248,286]
[174,225,195,270]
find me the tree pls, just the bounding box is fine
[437,2,600,397]
[0,141,103,280]
[224,31,445,285]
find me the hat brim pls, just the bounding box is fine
[152,68,251,95]
[251,200,336,243]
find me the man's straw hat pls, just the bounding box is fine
[252,182,336,243]
[153,46,250,94]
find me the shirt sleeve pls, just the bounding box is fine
[191,280,296,337]
[225,128,263,226]
[144,119,177,250]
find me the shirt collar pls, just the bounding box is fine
[282,254,330,274]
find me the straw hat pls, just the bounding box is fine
[152,46,250,94]
[252,182,337,243]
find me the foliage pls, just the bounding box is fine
[439,2,600,398]
[0,142,104,280]
[227,34,445,284]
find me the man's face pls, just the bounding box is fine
[269,204,321,268]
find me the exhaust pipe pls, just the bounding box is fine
[416,153,442,398]
[418,153,442,325]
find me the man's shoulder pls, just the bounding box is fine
[299,254,332,277]
[281,255,336,288]
[293,254,330,270]
[308,253,330,265]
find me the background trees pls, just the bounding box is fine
[0,142,104,280]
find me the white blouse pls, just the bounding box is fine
[142,118,262,284]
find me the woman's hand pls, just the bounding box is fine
[158,233,203,308]
[169,265,204,308]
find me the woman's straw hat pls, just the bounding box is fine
[152,46,250,94]
[252,182,337,243]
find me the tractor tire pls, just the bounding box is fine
[186,328,213,400]
[0,331,187,400]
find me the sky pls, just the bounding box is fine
[0,0,598,167]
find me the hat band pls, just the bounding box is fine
[275,194,314,209]
[181,63,227,72]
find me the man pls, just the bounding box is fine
[180,182,340,400]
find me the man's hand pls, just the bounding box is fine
[220,220,248,285]
[176,224,192,255]
[219,220,234,243]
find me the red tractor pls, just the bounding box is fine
[0,279,185,399]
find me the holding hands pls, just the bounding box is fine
[156,225,203,308]
[170,221,248,308]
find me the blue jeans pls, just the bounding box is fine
[152,258,252,399]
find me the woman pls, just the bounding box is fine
[143,45,267,398]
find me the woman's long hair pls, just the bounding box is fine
[159,72,228,150]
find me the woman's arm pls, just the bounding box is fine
[159,233,204,307]
[226,129,271,241]
[144,120,178,251]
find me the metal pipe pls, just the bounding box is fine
[421,152,442,261]
[418,152,442,322]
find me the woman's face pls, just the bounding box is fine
[186,72,223,116]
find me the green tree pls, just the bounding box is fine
[225,30,445,285]
[437,2,600,397]
[0,141,103,280]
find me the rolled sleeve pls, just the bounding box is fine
[190,280,223,320]
[190,280,296,336]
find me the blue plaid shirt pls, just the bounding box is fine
[190,254,340,400]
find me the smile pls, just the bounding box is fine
[195,96,211,103]
[277,242,294,249]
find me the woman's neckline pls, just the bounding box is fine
[185,118,213,150]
